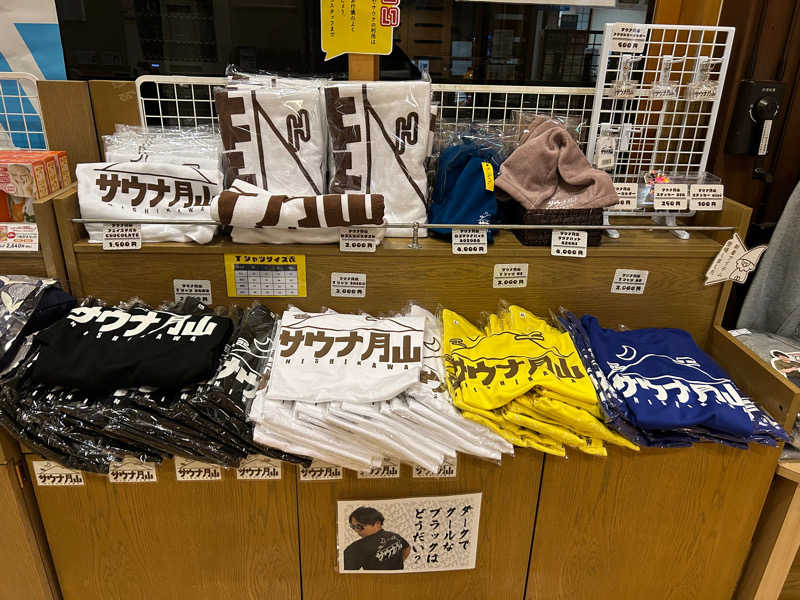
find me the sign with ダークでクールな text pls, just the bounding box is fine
[321,0,399,60]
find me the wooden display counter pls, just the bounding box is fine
[23,191,799,600]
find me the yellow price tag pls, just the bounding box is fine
[224,254,307,298]
[481,161,495,192]
[321,0,398,60]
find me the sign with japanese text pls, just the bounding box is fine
[358,459,401,479]
[610,23,647,53]
[452,228,487,254]
[224,254,307,298]
[551,230,587,258]
[705,233,768,286]
[0,223,38,251]
[236,455,282,480]
[337,493,481,573]
[653,183,688,211]
[340,227,379,252]
[33,461,84,486]
[102,223,141,250]
[300,460,343,481]
[321,0,398,60]
[493,263,528,289]
[173,279,212,304]
[412,457,457,478]
[689,184,724,211]
[610,269,649,295]
[174,457,222,482]
[108,457,158,483]
[331,272,367,298]
[611,182,638,210]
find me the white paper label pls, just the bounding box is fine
[358,459,401,479]
[174,457,222,481]
[413,458,457,478]
[729,328,751,337]
[108,457,158,483]
[595,135,617,170]
[759,120,773,155]
[33,461,84,486]
[612,182,638,210]
[452,228,488,254]
[619,124,633,152]
[300,460,343,481]
[173,279,212,304]
[551,230,587,258]
[610,23,647,53]
[331,272,366,298]
[236,455,282,480]
[493,263,528,288]
[102,223,141,250]
[0,223,38,251]
[705,233,768,286]
[653,183,688,210]
[340,227,378,253]
[611,269,649,294]
[689,184,724,211]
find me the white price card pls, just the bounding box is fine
[32,461,84,486]
[340,227,379,252]
[413,458,457,478]
[173,279,212,304]
[300,460,343,481]
[610,23,647,53]
[612,182,638,210]
[358,459,401,479]
[331,272,366,298]
[102,223,141,250]
[551,230,587,258]
[0,223,38,251]
[493,263,528,288]
[236,455,282,480]
[728,328,751,337]
[610,269,649,295]
[653,184,688,210]
[175,457,222,481]
[109,457,158,483]
[452,228,487,254]
[689,184,724,211]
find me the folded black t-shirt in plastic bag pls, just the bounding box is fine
[29,305,233,393]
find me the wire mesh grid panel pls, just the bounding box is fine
[136,75,226,130]
[0,73,47,150]
[587,24,734,183]
[431,84,595,151]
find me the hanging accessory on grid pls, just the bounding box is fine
[650,55,684,100]
[611,55,642,100]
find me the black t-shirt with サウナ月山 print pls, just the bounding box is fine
[343,530,410,570]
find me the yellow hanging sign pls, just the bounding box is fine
[321,0,399,60]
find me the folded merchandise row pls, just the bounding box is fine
[0,274,786,481]
[71,70,723,248]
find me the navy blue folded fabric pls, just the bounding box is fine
[581,315,788,445]
[429,141,501,240]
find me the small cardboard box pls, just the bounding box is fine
[0,151,50,200]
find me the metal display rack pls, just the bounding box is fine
[0,72,48,150]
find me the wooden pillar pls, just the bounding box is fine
[348,54,379,80]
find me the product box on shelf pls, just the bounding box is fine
[0,152,51,201]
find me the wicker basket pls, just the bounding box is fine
[500,199,603,247]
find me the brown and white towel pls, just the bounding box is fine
[212,179,385,244]
[215,85,326,193]
[324,81,431,237]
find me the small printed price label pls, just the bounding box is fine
[610,23,647,53]
[481,161,495,191]
[0,223,38,252]
[689,184,724,211]
[173,279,212,304]
[236,455,282,480]
[612,182,638,210]
[300,460,343,481]
[175,457,222,481]
[33,461,84,486]
[109,457,158,483]
[102,223,141,250]
[331,272,366,298]
[493,263,528,288]
[611,269,649,295]
[340,227,378,252]
[551,230,588,258]
[653,184,688,210]
[413,458,457,478]
[358,459,401,479]
[452,228,488,254]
